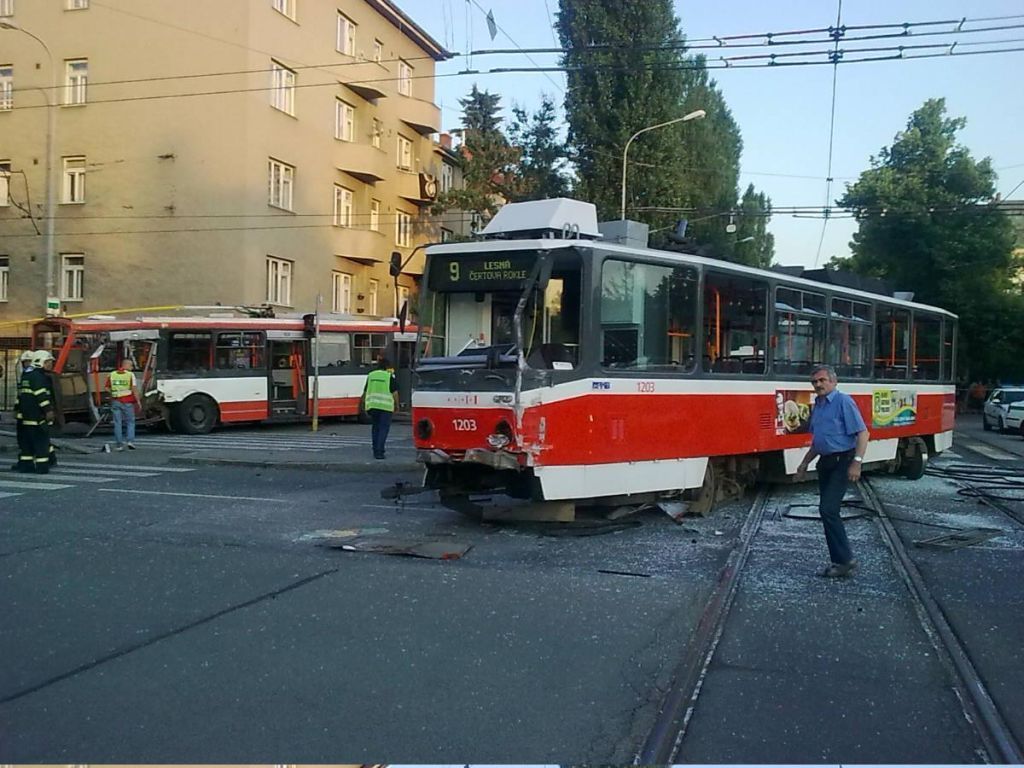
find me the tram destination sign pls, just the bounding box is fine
[429,253,536,292]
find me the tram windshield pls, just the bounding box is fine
[416,249,582,372]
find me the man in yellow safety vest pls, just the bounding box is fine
[104,360,140,451]
[363,356,398,460]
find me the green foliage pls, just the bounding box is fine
[838,98,1020,380]
[732,184,775,269]
[506,94,572,201]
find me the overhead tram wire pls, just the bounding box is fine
[814,0,844,267]
[465,0,565,95]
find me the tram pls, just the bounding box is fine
[33,312,415,433]
[410,199,956,513]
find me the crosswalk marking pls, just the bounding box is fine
[129,434,372,452]
[58,460,196,473]
[51,467,161,479]
[957,439,1020,462]
[99,488,288,503]
[0,491,21,499]
[1,461,194,500]
[0,479,75,491]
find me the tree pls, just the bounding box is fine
[506,94,571,201]
[732,184,775,269]
[838,98,1019,380]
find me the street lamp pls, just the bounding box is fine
[0,21,58,311]
[620,109,706,220]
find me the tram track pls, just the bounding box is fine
[861,477,1024,763]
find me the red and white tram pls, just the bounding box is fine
[411,199,956,511]
[34,313,414,433]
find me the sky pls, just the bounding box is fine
[414,0,1024,267]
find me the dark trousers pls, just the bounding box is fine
[369,409,392,458]
[17,423,51,474]
[816,451,855,565]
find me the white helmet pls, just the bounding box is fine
[31,350,55,367]
[20,350,34,363]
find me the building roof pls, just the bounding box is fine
[365,0,453,61]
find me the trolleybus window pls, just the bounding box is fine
[774,287,826,375]
[912,313,942,381]
[828,298,872,379]
[703,272,767,374]
[215,332,265,370]
[166,332,212,373]
[941,318,956,382]
[600,259,697,371]
[874,306,910,380]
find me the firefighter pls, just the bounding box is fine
[14,351,55,474]
[11,351,35,471]
[33,349,61,466]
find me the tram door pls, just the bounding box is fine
[268,337,309,417]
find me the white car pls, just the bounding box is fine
[1005,400,1024,438]
[983,387,1024,433]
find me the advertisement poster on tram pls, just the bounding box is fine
[872,388,917,428]
[775,390,813,435]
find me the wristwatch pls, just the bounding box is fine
[853,456,863,463]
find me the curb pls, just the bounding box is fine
[167,454,422,473]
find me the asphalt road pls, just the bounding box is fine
[1,419,1022,762]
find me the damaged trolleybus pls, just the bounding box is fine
[411,199,956,515]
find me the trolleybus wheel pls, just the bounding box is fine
[900,437,928,480]
[174,395,218,435]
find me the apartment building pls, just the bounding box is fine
[0,0,456,321]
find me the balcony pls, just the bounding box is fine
[397,170,438,207]
[332,227,388,265]
[335,142,390,185]
[399,97,441,136]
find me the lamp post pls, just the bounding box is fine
[620,109,706,220]
[0,21,58,311]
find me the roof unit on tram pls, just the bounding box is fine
[481,198,602,241]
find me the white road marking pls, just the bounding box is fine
[0,479,75,491]
[957,440,1020,462]
[0,491,22,499]
[98,488,289,502]
[362,503,439,513]
[50,467,161,479]
[57,461,196,473]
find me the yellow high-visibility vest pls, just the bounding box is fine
[110,370,135,399]
[364,369,395,412]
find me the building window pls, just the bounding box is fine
[332,271,352,313]
[395,210,411,247]
[271,60,295,115]
[440,227,453,243]
[1,65,14,111]
[398,60,412,96]
[268,158,294,210]
[61,254,85,301]
[0,256,8,302]
[0,160,10,206]
[333,185,353,227]
[441,162,454,193]
[337,12,356,56]
[373,39,383,63]
[266,256,292,305]
[0,0,12,17]
[67,0,89,9]
[371,118,382,149]
[369,199,380,231]
[62,156,86,203]
[397,134,412,170]
[64,59,88,105]
[272,0,295,20]
[335,99,354,141]
[368,278,379,315]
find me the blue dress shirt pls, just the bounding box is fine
[809,389,867,455]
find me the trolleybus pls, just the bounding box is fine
[411,199,956,513]
[34,312,415,433]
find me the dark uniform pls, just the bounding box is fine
[15,367,54,474]
[40,367,61,466]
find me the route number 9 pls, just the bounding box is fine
[449,262,460,282]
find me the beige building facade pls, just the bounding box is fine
[0,0,459,324]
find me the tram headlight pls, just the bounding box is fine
[415,418,434,440]
[487,419,514,449]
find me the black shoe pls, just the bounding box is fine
[821,559,859,578]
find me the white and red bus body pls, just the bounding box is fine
[411,199,956,505]
[35,314,414,433]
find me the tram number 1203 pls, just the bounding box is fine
[636,381,656,393]
[453,418,478,431]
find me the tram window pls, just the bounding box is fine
[704,272,767,374]
[774,287,826,375]
[317,333,352,368]
[828,299,872,378]
[600,260,698,371]
[912,313,942,381]
[525,268,582,369]
[353,333,387,365]
[214,332,265,370]
[874,306,910,379]
[166,332,212,372]
[941,319,956,382]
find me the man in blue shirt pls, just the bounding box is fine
[796,364,870,577]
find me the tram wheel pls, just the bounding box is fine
[901,437,928,480]
[174,395,218,435]
[687,461,717,517]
